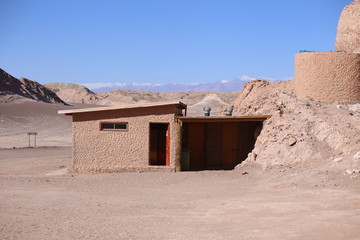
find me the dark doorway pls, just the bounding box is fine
[181,121,263,170]
[149,123,170,166]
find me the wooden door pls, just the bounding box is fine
[222,123,239,169]
[206,123,222,169]
[187,123,206,170]
[149,123,170,166]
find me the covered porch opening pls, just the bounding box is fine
[178,116,268,171]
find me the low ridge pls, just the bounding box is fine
[44,82,99,104]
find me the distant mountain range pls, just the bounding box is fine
[83,76,256,92]
[0,67,283,116]
[0,68,240,113]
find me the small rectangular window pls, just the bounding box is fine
[100,122,128,131]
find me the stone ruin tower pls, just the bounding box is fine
[294,0,360,103]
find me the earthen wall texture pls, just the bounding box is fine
[294,52,360,103]
[70,105,182,173]
[335,0,360,53]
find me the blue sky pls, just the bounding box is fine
[0,0,353,86]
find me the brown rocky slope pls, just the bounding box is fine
[44,82,100,105]
[0,68,66,104]
[226,80,360,176]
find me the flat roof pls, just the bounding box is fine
[58,101,187,115]
[176,115,271,122]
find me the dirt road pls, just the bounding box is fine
[0,147,359,240]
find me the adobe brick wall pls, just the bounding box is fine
[69,105,182,173]
[294,52,360,103]
[335,0,360,53]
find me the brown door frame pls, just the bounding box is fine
[149,122,170,166]
[166,123,170,166]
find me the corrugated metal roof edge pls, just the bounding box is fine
[58,101,187,115]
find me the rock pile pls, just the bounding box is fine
[227,80,360,173]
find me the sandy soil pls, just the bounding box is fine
[0,100,95,148]
[1,147,359,240]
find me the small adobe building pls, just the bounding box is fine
[59,101,269,173]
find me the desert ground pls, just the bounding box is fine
[1,146,359,240]
[1,96,360,240]
[0,101,94,148]
[1,79,360,239]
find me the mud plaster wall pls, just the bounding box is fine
[335,0,360,53]
[70,105,182,173]
[294,52,360,103]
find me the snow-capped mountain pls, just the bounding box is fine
[83,76,256,92]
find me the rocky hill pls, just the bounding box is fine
[0,68,66,104]
[97,89,239,107]
[44,82,100,105]
[224,80,360,176]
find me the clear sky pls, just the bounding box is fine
[0,0,353,85]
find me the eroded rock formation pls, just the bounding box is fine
[335,0,360,53]
[0,68,66,104]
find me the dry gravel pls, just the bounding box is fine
[0,147,359,240]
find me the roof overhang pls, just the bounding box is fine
[58,101,187,116]
[176,115,271,123]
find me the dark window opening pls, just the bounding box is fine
[100,122,128,131]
